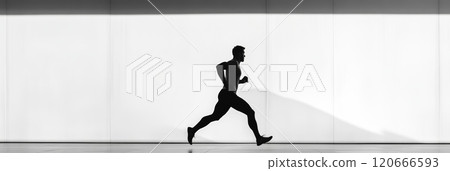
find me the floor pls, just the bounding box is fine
[1,143,449,153]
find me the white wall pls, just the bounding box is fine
[440,0,450,143]
[4,0,111,142]
[0,0,449,143]
[334,0,440,143]
[0,0,6,142]
[267,12,334,143]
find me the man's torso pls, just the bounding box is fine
[222,60,241,92]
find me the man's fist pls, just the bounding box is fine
[240,76,249,83]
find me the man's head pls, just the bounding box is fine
[232,45,245,62]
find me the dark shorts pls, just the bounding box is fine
[212,89,254,117]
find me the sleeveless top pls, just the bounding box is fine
[220,60,241,92]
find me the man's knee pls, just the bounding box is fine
[207,114,221,121]
[246,110,255,117]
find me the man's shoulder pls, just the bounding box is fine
[217,60,237,65]
[225,60,238,65]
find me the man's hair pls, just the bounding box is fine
[232,45,245,57]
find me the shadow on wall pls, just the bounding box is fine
[1,0,448,14]
[267,92,416,143]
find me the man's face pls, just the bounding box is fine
[237,51,245,62]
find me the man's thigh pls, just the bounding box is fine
[210,99,231,119]
[229,94,254,114]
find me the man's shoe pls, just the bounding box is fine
[256,136,273,146]
[187,127,195,145]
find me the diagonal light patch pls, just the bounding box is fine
[251,105,302,153]
[250,0,306,54]
[150,105,200,153]
[145,0,200,52]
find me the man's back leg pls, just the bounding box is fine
[188,100,230,145]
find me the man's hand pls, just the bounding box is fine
[239,76,248,84]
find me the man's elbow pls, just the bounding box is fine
[216,64,224,70]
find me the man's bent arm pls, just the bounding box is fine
[216,62,227,86]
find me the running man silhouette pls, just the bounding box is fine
[188,45,273,146]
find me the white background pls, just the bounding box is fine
[0,0,449,143]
